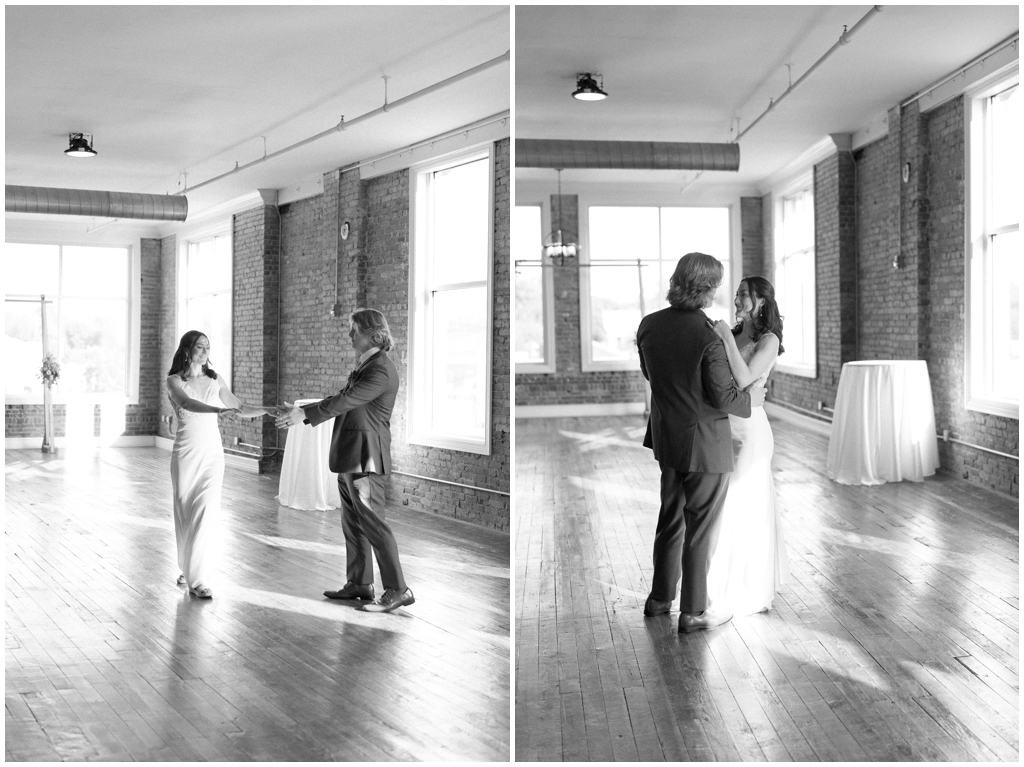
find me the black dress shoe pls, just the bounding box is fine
[324,582,374,600]
[644,596,673,616]
[678,608,733,633]
[361,587,415,613]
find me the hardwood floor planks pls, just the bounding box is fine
[515,414,1018,762]
[5,446,509,762]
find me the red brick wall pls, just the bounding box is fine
[514,192,647,407]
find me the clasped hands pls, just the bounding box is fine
[264,401,305,429]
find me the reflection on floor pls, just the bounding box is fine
[515,414,1018,762]
[6,447,509,761]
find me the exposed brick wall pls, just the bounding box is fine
[277,140,510,530]
[157,235,177,440]
[5,237,163,440]
[740,197,767,277]
[515,192,647,407]
[229,206,281,472]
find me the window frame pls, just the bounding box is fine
[772,170,818,378]
[965,66,1019,420]
[579,200,735,372]
[4,240,139,406]
[178,225,234,387]
[408,142,495,455]
[514,201,556,374]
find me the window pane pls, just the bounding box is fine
[189,235,231,295]
[991,84,1019,230]
[661,207,731,321]
[186,293,233,382]
[60,298,127,395]
[63,246,128,298]
[432,158,489,285]
[430,286,487,439]
[4,300,58,397]
[4,243,59,296]
[990,230,1020,397]
[514,205,545,363]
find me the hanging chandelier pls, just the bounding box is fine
[543,169,579,265]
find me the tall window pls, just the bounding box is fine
[582,205,731,370]
[409,146,493,454]
[967,73,1019,418]
[5,243,131,402]
[514,204,555,372]
[181,232,232,385]
[773,175,817,377]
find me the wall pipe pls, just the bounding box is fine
[900,32,1019,109]
[392,469,510,497]
[515,139,739,171]
[180,50,511,196]
[736,6,884,142]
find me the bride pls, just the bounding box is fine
[708,276,789,615]
[166,330,270,598]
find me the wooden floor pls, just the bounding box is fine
[515,413,1019,761]
[5,447,510,761]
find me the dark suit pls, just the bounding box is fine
[302,350,406,591]
[637,307,751,612]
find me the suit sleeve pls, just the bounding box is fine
[637,322,649,381]
[702,338,752,418]
[302,365,390,427]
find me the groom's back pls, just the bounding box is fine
[637,306,744,472]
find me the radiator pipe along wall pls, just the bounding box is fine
[5,185,188,221]
[514,139,740,171]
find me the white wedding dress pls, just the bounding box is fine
[170,377,225,589]
[707,340,789,615]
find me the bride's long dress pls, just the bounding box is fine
[707,340,789,615]
[170,377,224,589]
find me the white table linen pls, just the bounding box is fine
[827,360,940,485]
[276,398,341,510]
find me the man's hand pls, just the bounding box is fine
[274,401,304,429]
[749,386,766,407]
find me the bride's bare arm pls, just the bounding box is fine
[166,376,238,414]
[711,322,779,389]
[215,379,268,418]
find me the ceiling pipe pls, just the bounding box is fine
[515,139,740,171]
[5,185,188,221]
[180,49,511,195]
[736,5,884,142]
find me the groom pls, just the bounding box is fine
[637,253,764,633]
[276,308,414,614]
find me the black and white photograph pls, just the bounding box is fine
[5,5,510,761]
[514,4,1018,762]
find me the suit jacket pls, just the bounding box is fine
[637,306,751,473]
[302,351,399,475]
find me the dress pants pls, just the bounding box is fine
[338,472,407,592]
[650,467,730,613]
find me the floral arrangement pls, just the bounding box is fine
[38,353,60,386]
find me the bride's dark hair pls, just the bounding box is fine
[168,330,219,381]
[732,276,785,355]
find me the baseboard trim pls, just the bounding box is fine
[764,401,832,437]
[5,435,157,449]
[515,402,646,419]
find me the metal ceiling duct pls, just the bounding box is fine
[5,185,188,221]
[515,139,740,171]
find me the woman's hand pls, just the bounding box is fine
[712,319,733,342]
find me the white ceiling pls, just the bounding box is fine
[516,4,1018,195]
[5,5,510,221]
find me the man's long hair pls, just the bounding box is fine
[351,308,395,352]
[666,252,723,310]
[167,330,218,381]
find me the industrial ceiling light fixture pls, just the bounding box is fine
[544,169,579,265]
[64,132,97,158]
[572,73,608,101]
